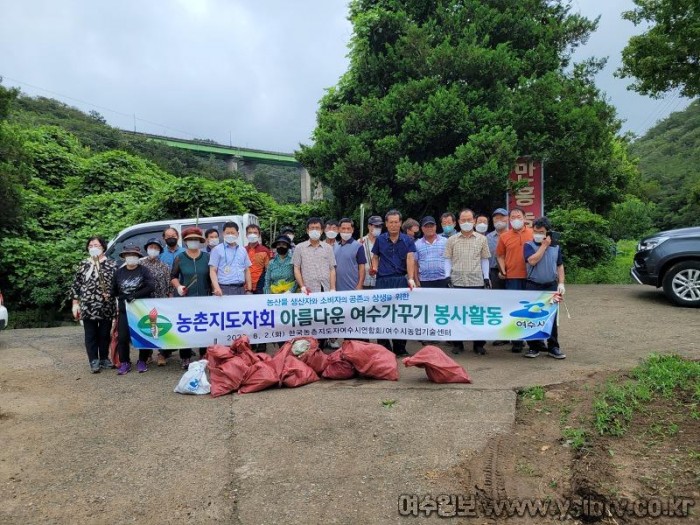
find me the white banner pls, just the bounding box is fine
[126,288,558,350]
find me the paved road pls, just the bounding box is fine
[0,285,697,524]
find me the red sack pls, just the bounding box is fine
[402,345,471,384]
[108,317,120,367]
[210,356,249,397]
[321,350,356,380]
[281,355,319,388]
[341,340,399,381]
[231,336,260,367]
[206,344,234,366]
[238,360,280,394]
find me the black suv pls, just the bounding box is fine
[631,226,700,307]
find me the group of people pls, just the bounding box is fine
[70,206,567,375]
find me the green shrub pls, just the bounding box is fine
[608,195,656,241]
[548,207,614,269]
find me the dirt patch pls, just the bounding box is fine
[457,370,700,524]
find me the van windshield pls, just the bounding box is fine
[107,228,165,261]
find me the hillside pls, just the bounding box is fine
[629,100,700,230]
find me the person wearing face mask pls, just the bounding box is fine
[112,244,155,375]
[280,226,296,251]
[204,228,220,253]
[496,207,535,353]
[414,216,450,288]
[70,236,118,373]
[444,208,491,355]
[139,238,173,366]
[245,224,270,294]
[160,228,185,269]
[486,208,509,290]
[171,227,211,368]
[440,212,458,239]
[324,220,340,248]
[264,235,298,294]
[523,217,566,359]
[361,215,384,290]
[209,221,252,296]
[402,218,421,240]
[293,217,337,295]
[334,218,367,291]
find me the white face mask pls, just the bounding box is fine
[459,221,474,232]
[88,246,103,258]
[325,231,338,240]
[511,219,524,230]
[372,228,382,237]
[124,256,139,266]
[186,240,201,250]
[340,232,352,241]
[208,238,219,247]
[494,220,507,231]
[308,230,322,241]
[533,233,546,243]
[224,234,238,245]
[147,248,160,258]
[247,234,259,244]
[475,223,488,234]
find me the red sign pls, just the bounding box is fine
[508,158,543,226]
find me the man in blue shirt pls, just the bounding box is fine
[160,227,185,269]
[414,216,450,288]
[523,216,566,360]
[334,218,367,291]
[209,221,252,296]
[370,209,417,356]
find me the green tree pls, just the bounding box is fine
[298,0,632,218]
[618,0,700,98]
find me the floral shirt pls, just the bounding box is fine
[70,257,118,320]
[140,257,171,298]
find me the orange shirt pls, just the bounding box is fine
[246,244,270,289]
[496,228,534,279]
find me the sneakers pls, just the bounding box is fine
[524,348,540,358]
[100,359,113,370]
[181,358,191,370]
[156,353,167,367]
[548,347,566,359]
[90,359,101,373]
[136,360,148,373]
[117,362,132,375]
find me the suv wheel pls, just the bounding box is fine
[662,261,700,307]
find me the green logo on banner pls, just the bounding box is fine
[137,313,172,339]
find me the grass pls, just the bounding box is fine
[562,427,588,450]
[519,386,545,401]
[567,240,637,285]
[381,399,396,408]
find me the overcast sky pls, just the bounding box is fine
[0,0,692,153]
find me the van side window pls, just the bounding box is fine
[108,230,163,261]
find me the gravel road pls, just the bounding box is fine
[0,285,697,524]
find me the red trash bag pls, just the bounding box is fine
[281,355,319,388]
[206,344,234,366]
[288,337,328,375]
[321,350,356,380]
[210,356,249,397]
[341,340,399,381]
[231,336,260,366]
[238,360,280,394]
[402,345,471,384]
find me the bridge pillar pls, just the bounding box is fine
[300,167,311,203]
[226,156,239,172]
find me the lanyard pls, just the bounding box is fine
[224,244,239,266]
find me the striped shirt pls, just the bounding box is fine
[415,235,448,281]
[444,232,491,287]
[292,240,336,292]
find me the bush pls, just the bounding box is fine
[566,240,636,284]
[548,207,614,269]
[608,195,656,241]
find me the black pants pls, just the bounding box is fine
[489,268,505,290]
[525,280,560,351]
[116,311,150,364]
[83,318,112,362]
[505,279,527,350]
[420,278,450,289]
[452,285,486,351]
[376,275,408,355]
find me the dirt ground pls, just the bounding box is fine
[0,285,698,524]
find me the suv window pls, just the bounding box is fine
[107,229,164,262]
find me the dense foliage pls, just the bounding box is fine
[0,84,327,310]
[618,0,700,98]
[629,100,700,231]
[298,0,636,218]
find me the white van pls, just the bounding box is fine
[106,214,260,261]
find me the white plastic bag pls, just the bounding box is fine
[174,359,211,395]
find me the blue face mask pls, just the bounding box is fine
[442,225,454,235]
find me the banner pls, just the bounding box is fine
[508,157,544,226]
[126,289,558,350]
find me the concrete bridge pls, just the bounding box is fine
[129,132,313,202]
